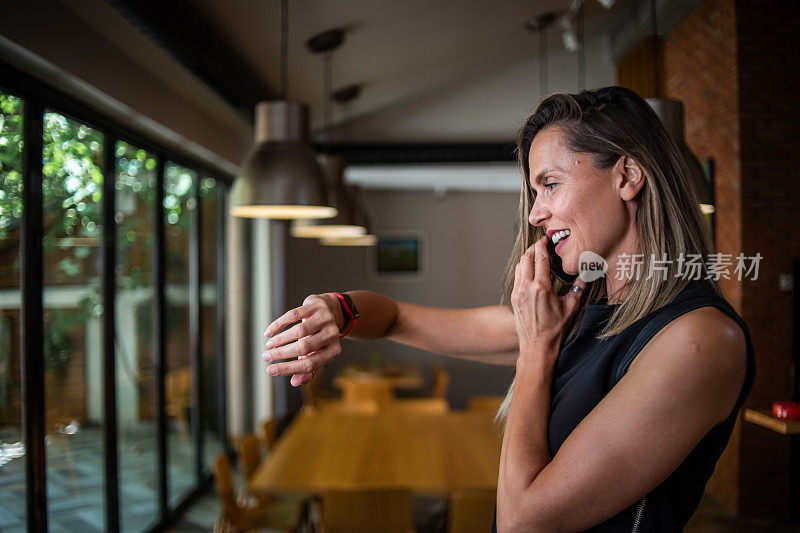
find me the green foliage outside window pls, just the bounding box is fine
[0,93,198,378]
[0,94,24,245]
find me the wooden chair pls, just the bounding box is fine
[467,396,504,413]
[236,432,291,507]
[320,488,415,533]
[260,419,276,453]
[212,452,306,532]
[165,367,192,443]
[447,489,497,533]
[318,399,380,415]
[389,366,449,413]
[431,366,450,399]
[392,397,449,414]
[301,368,340,413]
[340,377,395,410]
[236,433,262,481]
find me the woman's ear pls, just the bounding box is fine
[615,155,645,201]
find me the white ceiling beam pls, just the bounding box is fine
[344,163,522,192]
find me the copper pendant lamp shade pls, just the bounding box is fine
[230,101,336,219]
[290,154,365,237]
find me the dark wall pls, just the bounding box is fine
[662,0,800,519]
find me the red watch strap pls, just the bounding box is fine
[339,320,356,338]
[334,292,357,338]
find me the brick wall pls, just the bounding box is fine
[662,0,745,513]
[661,0,800,519]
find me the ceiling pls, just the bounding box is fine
[11,0,695,175]
[187,0,622,143]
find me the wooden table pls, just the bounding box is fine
[333,363,423,390]
[248,410,503,499]
[744,408,800,435]
[743,408,800,520]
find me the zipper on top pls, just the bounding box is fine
[631,496,647,533]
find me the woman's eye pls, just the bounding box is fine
[544,182,557,190]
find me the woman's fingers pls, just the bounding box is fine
[532,236,551,286]
[263,295,340,386]
[263,325,338,362]
[566,276,589,313]
[265,302,318,337]
[267,343,341,377]
[266,314,327,350]
[517,244,535,282]
[290,354,316,387]
[290,372,314,387]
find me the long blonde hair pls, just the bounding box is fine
[495,87,719,424]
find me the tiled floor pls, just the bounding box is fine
[0,423,220,533]
[4,424,800,532]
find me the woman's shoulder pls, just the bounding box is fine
[659,280,748,352]
[628,300,748,424]
[647,304,746,353]
[631,279,748,372]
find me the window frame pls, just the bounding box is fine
[1,57,232,533]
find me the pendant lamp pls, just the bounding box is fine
[291,154,366,238]
[525,12,557,103]
[229,0,334,220]
[322,235,378,247]
[643,0,714,215]
[291,28,368,238]
[321,185,377,247]
[320,82,375,247]
[646,98,714,214]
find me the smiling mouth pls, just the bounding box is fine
[555,236,570,254]
[550,229,570,245]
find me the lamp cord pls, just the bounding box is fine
[343,102,352,142]
[651,0,660,97]
[539,28,548,101]
[323,53,333,146]
[577,2,586,91]
[280,0,288,99]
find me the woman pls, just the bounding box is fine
[262,86,755,531]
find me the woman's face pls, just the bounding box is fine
[527,127,636,275]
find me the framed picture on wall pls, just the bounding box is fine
[367,230,429,282]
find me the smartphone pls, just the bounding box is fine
[546,236,578,285]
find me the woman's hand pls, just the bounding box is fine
[263,293,345,387]
[510,236,587,363]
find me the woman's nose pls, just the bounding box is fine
[529,198,548,227]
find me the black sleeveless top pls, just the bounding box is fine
[491,279,756,531]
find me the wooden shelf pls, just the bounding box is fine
[744,408,800,435]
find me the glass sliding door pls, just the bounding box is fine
[163,162,196,506]
[0,91,26,532]
[199,178,223,468]
[114,141,158,531]
[0,62,230,532]
[42,111,105,531]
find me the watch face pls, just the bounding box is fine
[342,293,359,318]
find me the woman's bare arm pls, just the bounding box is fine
[262,290,520,385]
[344,290,519,363]
[497,307,747,530]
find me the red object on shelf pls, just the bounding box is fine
[772,401,800,419]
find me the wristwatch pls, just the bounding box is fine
[334,292,359,338]
[341,293,359,320]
